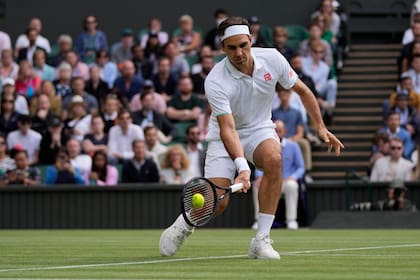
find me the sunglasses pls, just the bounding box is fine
[390,146,402,151]
[1,99,14,103]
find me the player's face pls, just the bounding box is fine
[222,35,253,72]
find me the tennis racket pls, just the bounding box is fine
[181,177,244,227]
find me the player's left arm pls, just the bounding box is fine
[292,79,344,155]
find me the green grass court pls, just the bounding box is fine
[0,229,419,279]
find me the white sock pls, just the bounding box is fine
[178,213,194,230]
[256,213,274,237]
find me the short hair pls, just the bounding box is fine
[214,8,228,18]
[186,124,199,135]
[273,26,288,37]
[132,139,145,149]
[144,125,157,135]
[217,17,250,39]
[118,108,131,119]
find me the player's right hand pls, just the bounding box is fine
[234,171,251,193]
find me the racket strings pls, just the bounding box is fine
[183,180,215,226]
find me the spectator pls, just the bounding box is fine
[190,45,212,74]
[38,116,67,165]
[2,77,29,115]
[50,34,73,67]
[272,85,313,181]
[399,22,420,75]
[6,149,40,185]
[370,137,414,182]
[191,55,214,96]
[0,134,15,177]
[386,73,420,115]
[101,94,120,133]
[272,26,295,61]
[368,132,390,174]
[131,43,154,80]
[0,30,11,54]
[379,180,415,211]
[67,138,92,178]
[311,12,334,46]
[400,41,420,76]
[151,56,178,101]
[132,89,174,143]
[0,91,20,136]
[299,23,333,67]
[95,49,118,88]
[108,109,144,163]
[45,148,85,185]
[139,17,169,49]
[15,60,42,100]
[143,31,164,67]
[129,79,167,114]
[121,139,160,183]
[252,120,305,230]
[389,93,420,140]
[53,62,73,98]
[173,14,202,57]
[30,80,62,116]
[403,55,420,93]
[85,64,110,107]
[166,76,203,123]
[82,114,108,156]
[301,40,337,124]
[86,150,118,186]
[32,48,56,81]
[65,50,89,81]
[290,54,318,98]
[377,111,415,159]
[15,18,51,55]
[312,0,341,41]
[63,95,92,142]
[0,49,19,81]
[160,144,194,184]
[112,60,143,102]
[31,94,60,136]
[62,76,98,116]
[75,15,108,64]
[111,28,134,64]
[16,28,45,64]
[144,125,167,168]
[204,8,229,56]
[185,124,205,177]
[7,114,42,166]
[248,16,271,47]
[162,41,190,81]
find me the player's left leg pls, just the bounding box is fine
[248,138,282,259]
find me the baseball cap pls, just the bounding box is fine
[71,95,84,104]
[2,77,15,87]
[248,16,260,24]
[400,72,412,80]
[396,93,409,100]
[49,116,62,127]
[120,28,133,37]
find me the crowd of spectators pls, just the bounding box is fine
[0,0,348,186]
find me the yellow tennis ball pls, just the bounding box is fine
[191,193,205,208]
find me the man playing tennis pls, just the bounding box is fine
[160,17,343,259]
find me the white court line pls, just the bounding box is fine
[0,243,419,273]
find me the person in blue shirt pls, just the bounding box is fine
[252,119,305,230]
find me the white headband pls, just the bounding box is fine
[220,25,250,41]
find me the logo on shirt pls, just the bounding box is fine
[263,73,272,81]
[288,68,294,78]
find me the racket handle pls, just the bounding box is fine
[230,183,244,193]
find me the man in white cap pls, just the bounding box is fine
[1,78,29,115]
[159,16,343,260]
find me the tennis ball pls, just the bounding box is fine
[191,193,205,208]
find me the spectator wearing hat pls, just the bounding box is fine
[7,114,42,166]
[129,79,167,113]
[389,92,420,140]
[51,34,73,67]
[75,15,108,65]
[63,94,92,142]
[0,49,19,81]
[1,77,29,115]
[140,17,169,49]
[38,116,68,165]
[62,76,98,116]
[370,137,414,182]
[173,14,202,56]
[248,16,271,48]
[111,28,134,65]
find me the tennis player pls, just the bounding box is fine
[160,17,343,259]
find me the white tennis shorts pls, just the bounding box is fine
[204,127,279,181]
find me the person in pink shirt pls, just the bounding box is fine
[14,60,41,100]
[85,150,118,185]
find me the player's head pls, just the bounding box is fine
[218,17,252,71]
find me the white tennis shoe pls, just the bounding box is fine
[248,233,281,260]
[159,214,194,256]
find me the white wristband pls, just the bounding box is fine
[234,157,251,174]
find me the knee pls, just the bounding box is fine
[283,179,299,193]
[262,153,282,175]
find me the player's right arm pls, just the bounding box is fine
[217,114,251,192]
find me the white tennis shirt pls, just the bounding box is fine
[204,48,298,141]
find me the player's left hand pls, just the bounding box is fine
[318,127,344,156]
